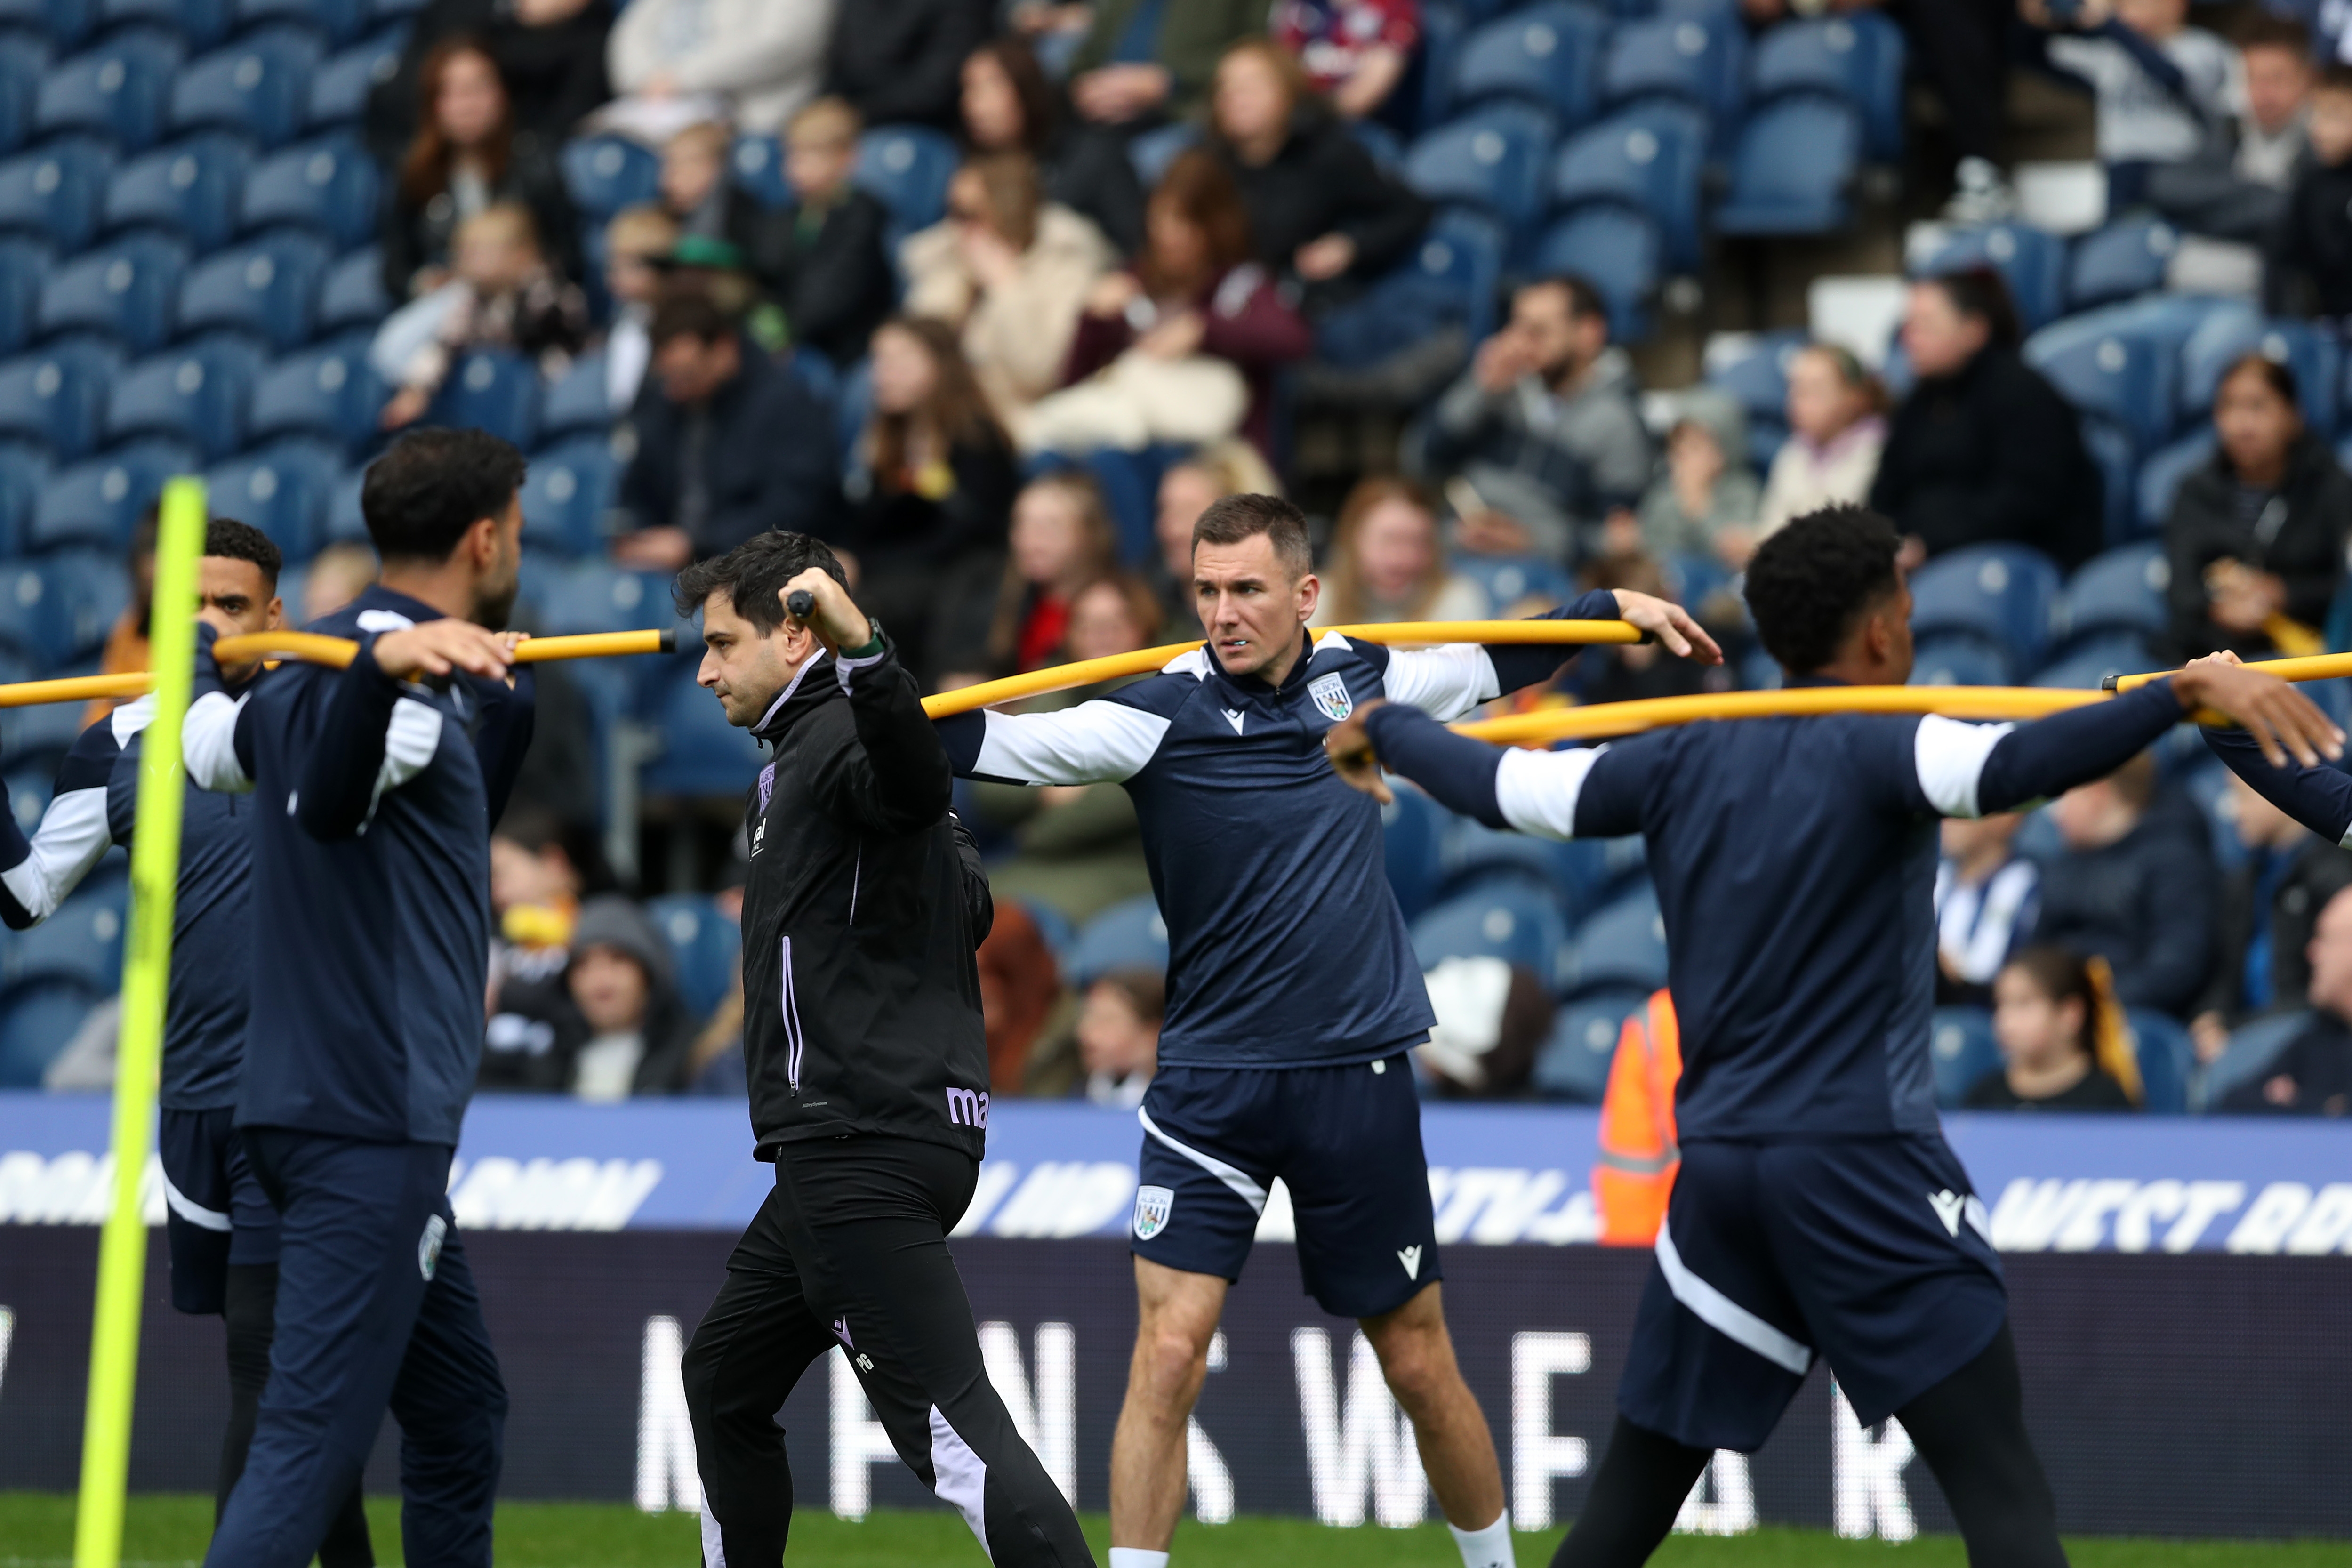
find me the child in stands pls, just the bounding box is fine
[376,202,588,428]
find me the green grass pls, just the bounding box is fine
[3,1494,2348,1566]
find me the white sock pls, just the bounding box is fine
[1108,1552,1170,1568]
[1449,1512,1516,1568]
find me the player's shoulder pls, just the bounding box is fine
[1101,652,1214,720]
[1304,629,1391,676]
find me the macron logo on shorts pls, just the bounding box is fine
[1928,1188,1992,1243]
[1398,1245,1422,1279]
[946,1087,990,1129]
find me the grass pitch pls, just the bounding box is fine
[2,1494,2348,1566]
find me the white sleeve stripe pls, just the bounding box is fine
[4,787,115,922]
[971,700,1171,785]
[1913,715,2015,819]
[1494,746,1603,841]
[1381,644,1502,722]
[182,690,253,794]
[108,692,157,748]
[371,697,445,803]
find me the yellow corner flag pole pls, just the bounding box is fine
[73,477,204,1568]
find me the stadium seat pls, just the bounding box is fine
[169,29,321,148]
[2135,428,2214,533]
[1403,103,1554,241]
[1749,13,1905,163]
[2178,311,2341,440]
[1533,989,1647,1102]
[239,133,379,248]
[853,125,958,235]
[1442,821,1570,908]
[3,873,124,990]
[423,348,538,450]
[1413,0,1470,128]
[5,756,50,832]
[0,36,42,160]
[0,235,40,358]
[2194,1008,2307,1110]
[100,133,252,254]
[1312,208,1508,371]
[0,979,103,1086]
[315,243,388,334]
[31,437,197,550]
[517,434,616,557]
[1549,831,1648,920]
[33,548,128,659]
[175,230,329,350]
[1909,635,2010,687]
[2126,1008,2191,1115]
[729,133,792,209]
[0,138,112,252]
[1412,882,1569,982]
[1350,119,1403,171]
[1710,95,1859,235]
[0,0,93,47]
[539,352,611,440]
[2079,415,2138,549]
[104,338,261,459]
[2024,310,2180,454]
[205,437,337,561]
[538,560,671,636]
[1914,223,2067,335]
[247,331,382,452]
[36,33,180,151]
[36,233,187,353]
[2031,632,2154,691]
[1449,552,1575,609]
[0,439,41,555]
[1556,885,1665,996]
[0,557,69,666]
[560,133,660,218]
[643,893,741,1021]
[308,28,403,128]
[101,0,234,46]
[1532,205,1659,341]
[1068,894,1170,986]
[1702,329,1807,428]
[1381,784,1449,922]
[0,338,118,458]
[1124,121,1199,192]
[238,0,373,46]
[1599,13,1745,126]
[1931,1006,1997,1106]
[638,658,766,797]
[2056,541,2168,647]
[2066,214,2177,314]
[1549,103,1705,273]
[1451,2,1605,127]
[1908,543,2061,674]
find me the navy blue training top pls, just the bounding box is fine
[2203,725,2352,846]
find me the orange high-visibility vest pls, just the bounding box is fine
[1594,989,1681,1246]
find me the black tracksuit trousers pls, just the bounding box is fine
[682,1133,1094,1568]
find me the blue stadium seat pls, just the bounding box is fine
[517,434,615,556]
[3,873,124,990]
[1412,882,1570,980]
[36,233,186,352]
[1549,828,1649,920]
[1068,894,1169,986]
[0,557,69,666]
[0,138,112,251]
[1703,328,1806,427]
[0,235,40,357]
[0,980,103,1086]
[422,348,538,449]
[100,133,251,254]
[1710,95,1858,235]
[1413,0,1469,128]
[2031,632,2154,690]
[643,893,741,1021]
[1350,119,1403,171]
[0,35,42,159]
[1442,820,1569,907]
[101,0,234,47]
[2066,214,2177,314]
[538,351,611,440]
[1533,989,1647,1102]
[2194,1008,2307,1110]
[1549,103,1705,274]
[1556,884,1665,996]
[1403,103,1554,240]
[1532,206,1659,341]
[2136,427,2213,533]
[853,125,958,235]
[1450,552,1574,609]
[1749,13,1905,162]
[32,547,128,659]
[538,560,670,635]
[315,242,388,334]
[1908,543,2061,673]
[307,26,402,128]
[176,230,329,350]
[2127,1008,2192,1115]
[638,658,765,797]
[321,458,365,544]
[1910,635,2010,687]
[2024,310,2180,454]
[169,29,321,148]
[2057,541,2168,647]
[1913,222,2067,335]
[238,0,373,46]
[248,332,382,452]
[239,133,379,248]
[1931,1006,1997,1106]
[2178,311,2341,440]
[5,756,51,833]
[1599,13,1745,125]
[0,339,117,458]
[1125,121,1199,192]
[32,437,196,550]
[730,133,793,209]
[104,338,261,459]
[205,437,337,561]
[0,0,93,48]
[36,33,180,151]
[560,133,659,218]
[1312,207,1508,371]
[0,679,83,768]
[1381,784,1449,922]
[1451,2,1605,126]
[2078,415,2137,549]
[0,439,41,554]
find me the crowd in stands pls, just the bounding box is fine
[9,0,2352,1120]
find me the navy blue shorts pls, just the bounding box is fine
[160,1107,281,1316]
[1619,1134,2008,1453]
[1132,1053,1439,1319]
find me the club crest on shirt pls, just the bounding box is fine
[418,1214,447,1281]
[1132,1184,1174,1241]
[1308,672,1354,723]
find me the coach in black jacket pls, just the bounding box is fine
[671,531,1092,1568]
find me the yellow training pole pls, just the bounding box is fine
[2111,650,2352,693]
[73,478,203,1568]
[1458,685,2110,747]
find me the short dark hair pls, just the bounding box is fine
[204,517,282,590]
[1192,492,1312,579]
[673,531,847,635]
[650,287,737,347]
[1744,505,1903,675]
[360,428,527,565]
[2239,13,2312,56]
[1922,265,2022,350]
[2220,349,2301,411]
[1524,274,1608,328]
[2318,61,2352,96]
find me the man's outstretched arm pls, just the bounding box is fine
[1379,589,1724,721]
[1326,699,1659,841]
[2204,726,2352,844]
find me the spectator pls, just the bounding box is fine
[1937,813,2040,1007]
[962,37,1148,254]
[2219,883,2352,1115]
[1311,477,1489,627]
[1146,440,1279,641]
[1621,387,1761,565]
[2031,0,2232,213]
[902,152,1116,423]
[1417,956,1551,1099]
[1750,342,1888,557]
[2036,751,2216,1017]
[839,315,1022,677]
[2165,354,2352,660]
[613,289,841,568]
[1870,269,2103,569]
[1032,149,1311,457]
[489,802,586,972]
[2191,769,2352,1061]
[1208,40,1431,300]
[1422,275,1653,562]
[657,121,784,268]
[84,508,156,728]
[968,470,1120,675]
[599,205,681,412]
[299,541,379,624]
[382,38,579,300]
[483,896,699,1097]
[1966,945,2142,1110]
[600,0,834,139]
[373,203,589,430]
[2149,13,2314,241]
[1271,0,1420,121]
[1566,556,1723,706]
[768,97,896,367]
[369,0,613,166]
[2268,63,2352,320]
[976,902,1071,1094]
[1065,0,1265,128]
[1077,968,1163,1108]
[826,0,991,131]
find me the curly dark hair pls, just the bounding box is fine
[673,531,848,635]
[203,517,282,591]
[1743,505,1902,675]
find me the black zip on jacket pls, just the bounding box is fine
[737,635,991,1160]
